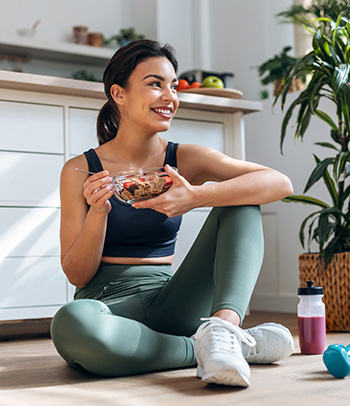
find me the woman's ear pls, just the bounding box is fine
[110,84,125,105]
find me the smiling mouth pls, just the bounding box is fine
[151,107,173,117]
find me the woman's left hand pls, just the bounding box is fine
[131,165,196,217]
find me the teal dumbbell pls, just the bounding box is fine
[323,344,350,378]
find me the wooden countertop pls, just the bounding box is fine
[0,70,262,115]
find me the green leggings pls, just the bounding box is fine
[50,206,264,377]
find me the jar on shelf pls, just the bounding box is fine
[87,32,103,47]
[73,26,88,44]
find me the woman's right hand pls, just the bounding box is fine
[83,171,115,214]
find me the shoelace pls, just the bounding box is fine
[195,317,256,353]
[242,328,259,358]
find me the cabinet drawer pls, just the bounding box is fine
[69,108,99,156]
[0,100,64,153]
[0,207,60,257]
[0,256,66,308]
[0,151,63,206]
[166,118,224,152]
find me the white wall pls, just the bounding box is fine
[0,0,121,41]
[0,0,158,78]
[207,0,294,100]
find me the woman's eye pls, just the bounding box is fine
[172,83,178,91]
[150,81,161,87]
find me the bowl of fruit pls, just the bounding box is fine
[112,167,176,204]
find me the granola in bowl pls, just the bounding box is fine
[112,167,176,204]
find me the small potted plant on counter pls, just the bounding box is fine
[104,27,145,48]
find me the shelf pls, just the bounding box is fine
[0,71,263,114]
[0,36,118,66]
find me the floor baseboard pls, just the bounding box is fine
[0,318,51,340]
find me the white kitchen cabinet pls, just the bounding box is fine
[0,70,261,321]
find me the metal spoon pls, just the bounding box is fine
[74,167,123,188]
[74,168,97,175]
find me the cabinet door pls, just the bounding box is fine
[0,100,64,153]
[166,117,224,151]
[0,256,66,321]
[0,151,63,206]
[0,207,60,257]
[69,108,99,156]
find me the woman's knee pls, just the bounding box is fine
[50,300,111,367]
[212,205,262,229]
[51,299,110,337]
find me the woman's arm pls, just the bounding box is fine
[59,157,114,288]
[132,144,293,217]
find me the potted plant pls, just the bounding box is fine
[277,0,350,32]
[257,46,306,97]
[104,27,145,48]
[274,15,350,331]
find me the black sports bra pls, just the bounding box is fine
[83,142,182,258]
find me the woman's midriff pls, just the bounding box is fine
[101,255,174,265]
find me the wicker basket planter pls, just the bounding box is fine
[299,252,350,332]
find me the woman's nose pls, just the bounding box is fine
[161,87,177,101]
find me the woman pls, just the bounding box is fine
[51,39,294,387]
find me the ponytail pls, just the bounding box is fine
[96,101,119,145]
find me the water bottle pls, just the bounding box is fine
[297,280,326,354]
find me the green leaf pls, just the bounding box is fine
[313,30,334,66]
[311,154,338,207]
[314,141,339,150]
[282,195,329,208]
[314,109,338,132]
[303,157,335,193]
[309,76,327,114]
[341,184,350,209]
[333,33,346,63]
[318,212,330,250]
[322,236,341,265]
[299,211,321,248]
[336,151,350,181]
[279,94,308,153]
[330,128,342,145]
[296,105,312,140]
[332,64,350,97]
[323,168,338,207]
[339,83,350,134]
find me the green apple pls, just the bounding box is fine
[202,76,224,88]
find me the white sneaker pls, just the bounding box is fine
[193,317,256,387]
[242,323,294,364]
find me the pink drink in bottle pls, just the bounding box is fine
[297,281,326,355]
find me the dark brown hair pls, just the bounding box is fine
[97,39,178,145]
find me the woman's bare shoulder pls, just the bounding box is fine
[61,154,89,175]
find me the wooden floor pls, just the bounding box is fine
[1,311,350,406]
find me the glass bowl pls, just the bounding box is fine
[112,167,176,204]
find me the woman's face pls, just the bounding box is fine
[118,56,179,133]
